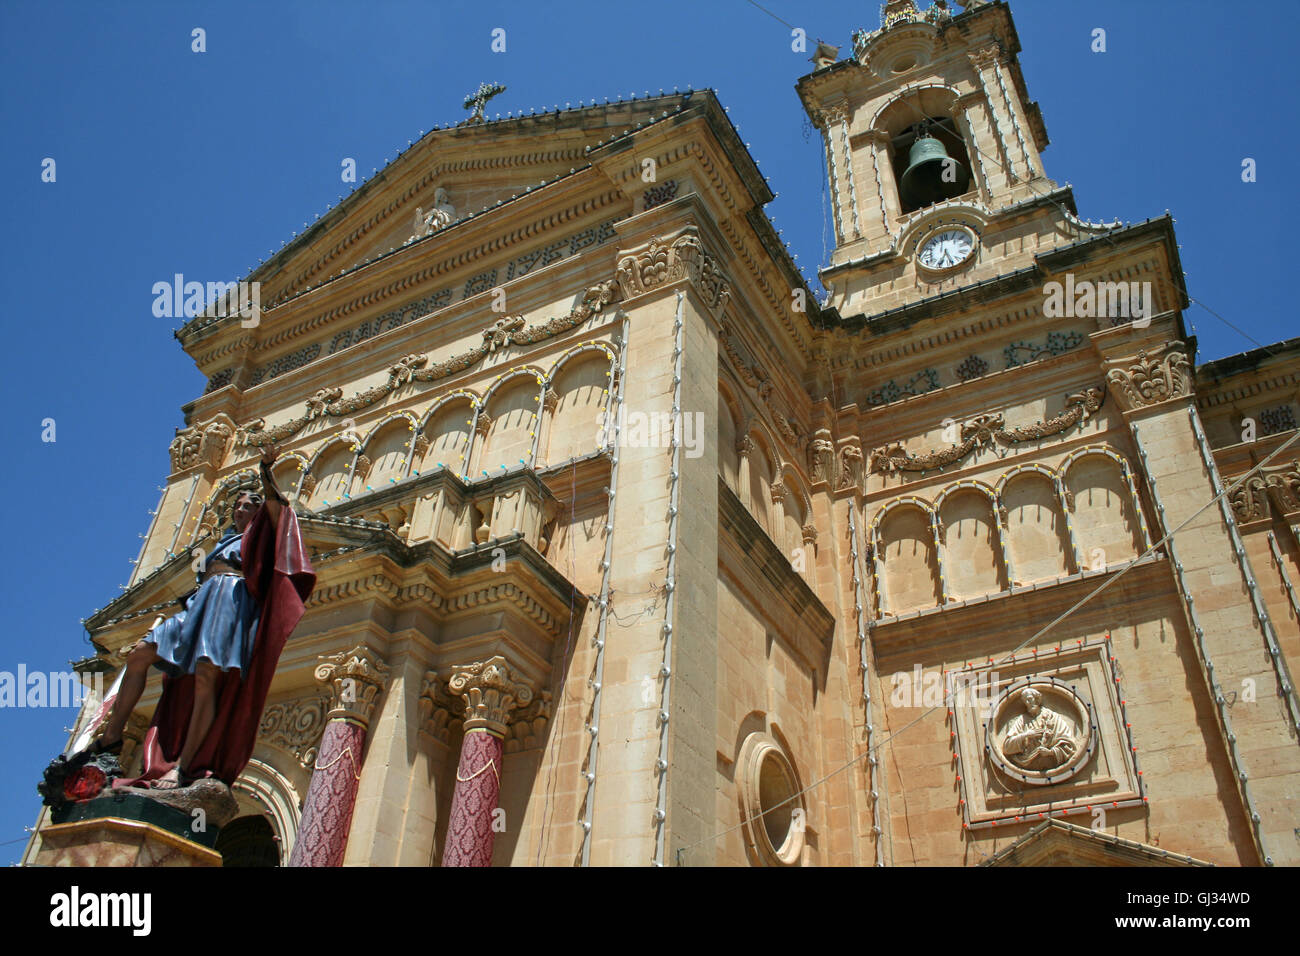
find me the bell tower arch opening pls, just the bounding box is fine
[876,91,974,216]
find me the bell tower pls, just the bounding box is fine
[798,0,1086,319]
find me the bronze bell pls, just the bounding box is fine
[899,128,970,209]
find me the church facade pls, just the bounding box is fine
[26,0,1300,866]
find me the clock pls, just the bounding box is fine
[917,227,976,272]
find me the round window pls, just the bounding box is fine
[738,732,805,866]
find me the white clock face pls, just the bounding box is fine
[918,229,975,270]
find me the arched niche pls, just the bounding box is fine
[478,375,541,476]
[418,395,476,475]
[359,416,417,492]
[1063,452,1143,570]
[1000,471,1071,584]
[877,503,941,613]
[938,487,1005,599]
[545,351,610,467]
[306,439,355,509]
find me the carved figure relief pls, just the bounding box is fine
[987,681,1092,785]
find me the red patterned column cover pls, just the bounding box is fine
[441,728,504,867]
[288,719,366,867]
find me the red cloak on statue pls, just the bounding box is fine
[115,502,315,787]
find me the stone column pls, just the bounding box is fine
[288,645,389,867]
[441,657,535,867]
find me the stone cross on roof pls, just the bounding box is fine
[463,81,507,122]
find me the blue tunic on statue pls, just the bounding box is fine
[144,528,260,678]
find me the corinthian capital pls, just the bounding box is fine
[316,644,390,728]
[1104,342,1193,412]
[448,656,536,735]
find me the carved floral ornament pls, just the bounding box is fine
[259,695,329,769]
[1104,343,1193,412]
[236,281,618,448]
[419,669,552,751]
[615,230,731,316]
[1229,459,1300,523]
[719,322,805,447]
[315,644,391,727]
[169,413,237,474]
[868,386,1105,475]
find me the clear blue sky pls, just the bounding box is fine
[1,0,1294,863]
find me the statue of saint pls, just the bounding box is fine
[406,187,456,244]
[49,444,315,799]
[1000,687,1078,772]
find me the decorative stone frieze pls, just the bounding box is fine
[259,695,329,769]
[869,386,1105,474]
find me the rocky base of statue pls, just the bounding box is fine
[38,750,124,809]
[40,750,239,836]
[114,778,240,830]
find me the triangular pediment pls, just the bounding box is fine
[981,819,1212,867]
[219,96,693,317]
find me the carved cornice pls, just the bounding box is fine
[1105,344,1193,412]
[448,656,536,735]
[316,643,391,728]
[305,572,569,641]
[259,695,329,769]
[615,230,730,316]
[235,281,617,448]
[868,386,1105,474]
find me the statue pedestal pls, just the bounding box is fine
[35,817,222,867]
[34,786,235,867]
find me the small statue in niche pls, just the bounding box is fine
[407,187,456,244]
